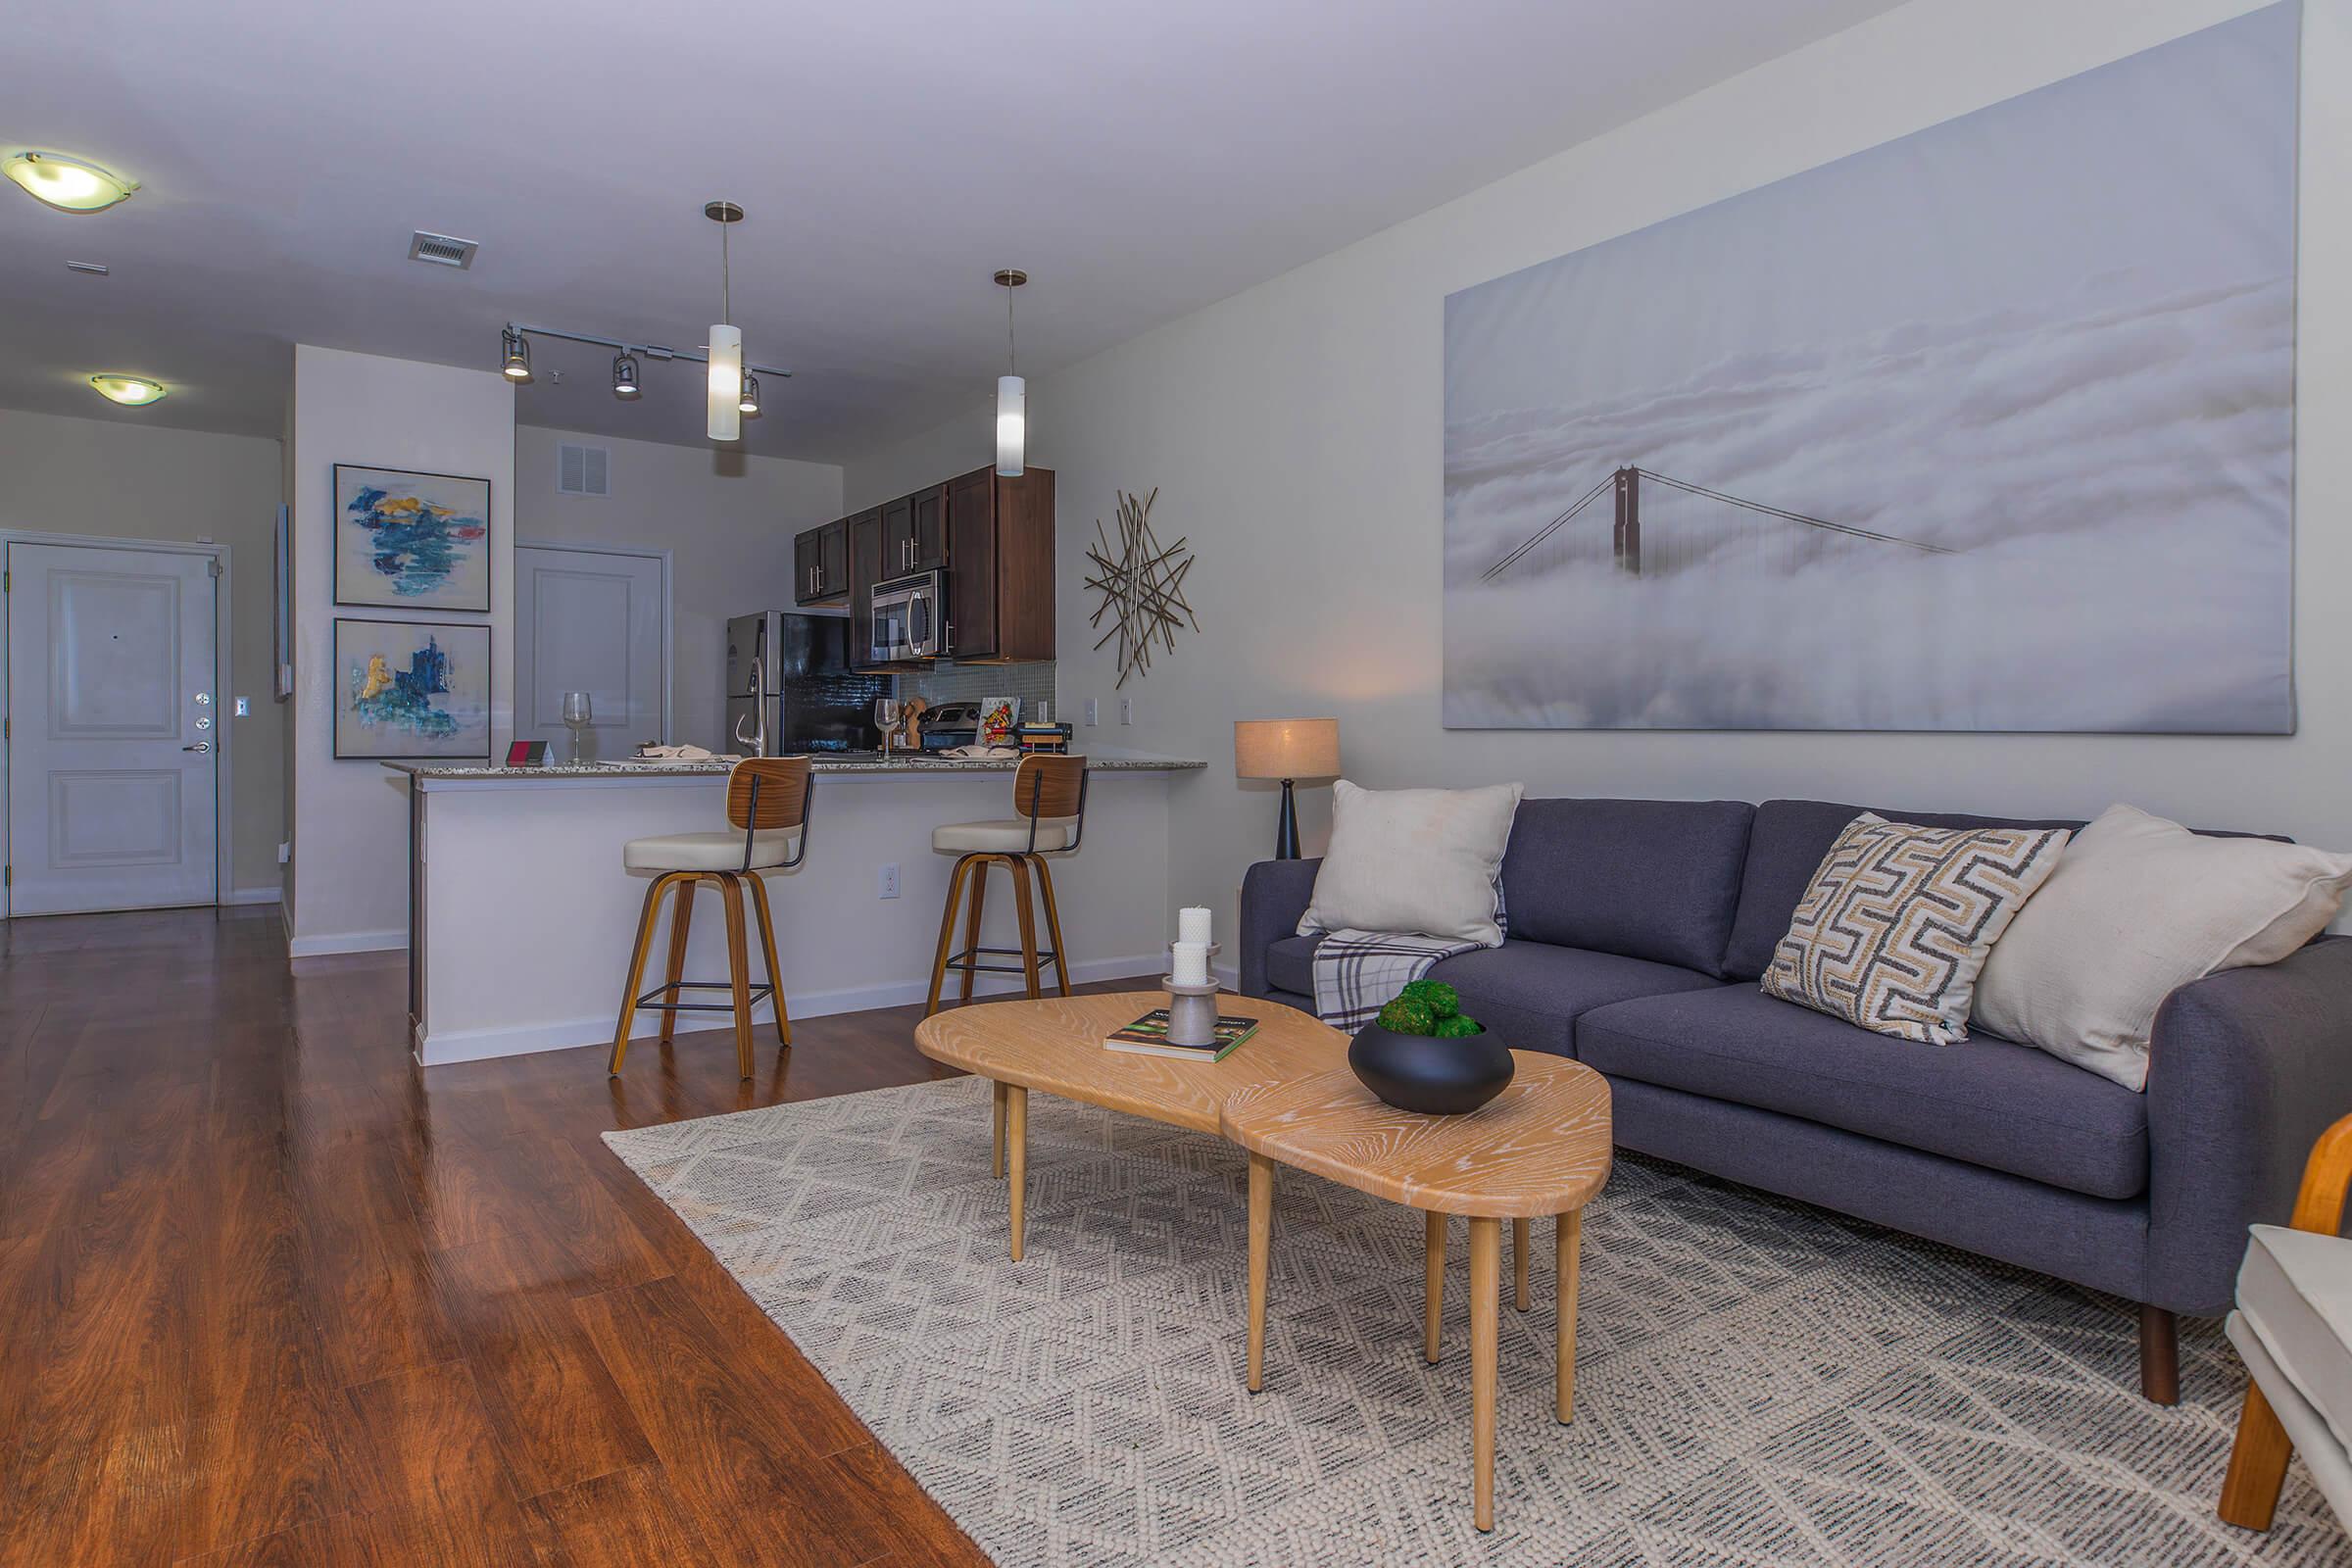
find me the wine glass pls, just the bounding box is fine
[560,691,594,764]
[874,697,904,757]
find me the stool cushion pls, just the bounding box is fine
[624,829,801,872]
[2238,1223,2352,1457]
[933,818,1075,854]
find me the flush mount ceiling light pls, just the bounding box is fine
[89,373,166,406]
[500,325,533,383]
[612,351,641,400]
[738,371,761,417]
[705,200,745,442]
[995,269,1027,477]
[5,150,138,213]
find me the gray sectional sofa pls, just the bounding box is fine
[1239,796,2352,1401]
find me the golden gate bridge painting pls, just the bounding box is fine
[1442,2,2295,734]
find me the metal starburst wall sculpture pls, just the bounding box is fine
[1084,488,1198,689]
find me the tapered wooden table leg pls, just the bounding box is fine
[1424,1211,1446,1364]
[1006,1085,1028,1260]
[992,1080,1008,1180]
[1248,1152,1273,1394]
[1469,1216,1499,1533]
[1557,1209,1582,1424]
[1513,1217,1531,1311]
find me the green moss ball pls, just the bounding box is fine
[1433,1015,1484,1040]
[1401,980,1461,1019]
[1376,997,1438,1036]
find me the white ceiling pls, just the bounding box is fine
[5,0,1905,462]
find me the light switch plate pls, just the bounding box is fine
[1084,699,1099,726]
[233,696,252,716]
[878,862,900,900]
[1119,697,1134,725]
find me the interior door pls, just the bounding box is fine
[5,540,219,914]
[514,545,666,761]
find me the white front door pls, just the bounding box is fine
[5,541,220,914]
[514,545,667,763]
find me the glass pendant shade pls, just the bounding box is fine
[996,374,1026,477]
[707,324,742,441]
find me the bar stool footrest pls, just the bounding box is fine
[636,978,778,1013]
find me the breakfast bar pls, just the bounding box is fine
[392,754,1201,1065]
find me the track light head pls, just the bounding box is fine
[612,352,641,400]
[500,326,533,383]
[737,371,761,417]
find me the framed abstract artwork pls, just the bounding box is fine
[333,617,492,760]
[333,464,492,612]
[1442,3,2295,733]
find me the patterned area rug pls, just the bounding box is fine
[604,1076,2346,1567]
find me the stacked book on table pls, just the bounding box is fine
[1017,721,1073,754]
[1103,1009,1261,1061]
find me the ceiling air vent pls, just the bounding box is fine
[406,230,479,270]
[558,442,610,498]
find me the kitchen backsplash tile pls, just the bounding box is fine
[899,661,1055,718]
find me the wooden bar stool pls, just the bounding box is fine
[610,757,813,1079]
[924,755,1089,1017]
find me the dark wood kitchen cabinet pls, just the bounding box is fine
[793,518,848,604]
[877,488,948,578]
[944,466,1053,662]
[847,507,884,662]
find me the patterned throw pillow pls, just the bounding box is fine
[1762,813,2071,1045]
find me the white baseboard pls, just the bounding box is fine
[287,926,409,959]
[223,886,282,907]
[414,951,1168,1067]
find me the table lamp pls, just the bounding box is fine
[1234,717,1341,859]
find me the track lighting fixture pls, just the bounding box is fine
[612,352,641,400]
[738,372,761,417]
[501,326,532,383]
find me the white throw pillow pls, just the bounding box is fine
[1300,780,1523,946]
[1975,804,2352,1091]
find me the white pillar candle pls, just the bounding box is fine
[1178,906,1213,948]
[1171,941,1210,987]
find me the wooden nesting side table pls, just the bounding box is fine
[1219,1054,1613,1533]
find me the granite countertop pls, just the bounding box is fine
[384,753,1205,783]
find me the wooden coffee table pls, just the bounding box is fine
[912,991,1349,1260]
[1218,1054,1612,1533]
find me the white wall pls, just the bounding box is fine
[845,0,2351,935]
[0,409,287,902]
[288,346,514,955]
[513,426,843,750]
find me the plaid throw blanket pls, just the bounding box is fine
[1307,930,1481,1031]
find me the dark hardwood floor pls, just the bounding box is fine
[0,904,1018,1567]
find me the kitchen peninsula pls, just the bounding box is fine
[393,753,1202,1065]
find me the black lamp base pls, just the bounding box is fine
[1274,778,1300,859]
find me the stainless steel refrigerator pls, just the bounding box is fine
[724,612,884,755]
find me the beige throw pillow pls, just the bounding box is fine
[1763,813,2071,1046]
[1974,804,2352,1091]
[1300,780,1523,946]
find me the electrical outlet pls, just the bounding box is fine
[878,862,900,900]
[1119,697,1134,725]
[1084,699,1099,726]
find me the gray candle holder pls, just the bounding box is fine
[1161,978,1223,1049]
[1163,943,1222,1049]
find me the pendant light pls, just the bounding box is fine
[705,200,744,442]
[995,269,1027,477]
[612,352,641,401]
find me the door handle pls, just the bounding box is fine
[182,741,211,754]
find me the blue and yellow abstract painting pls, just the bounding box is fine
[333,619,491,759]
[333,465,491,612]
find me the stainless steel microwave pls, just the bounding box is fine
[869,570,946,662]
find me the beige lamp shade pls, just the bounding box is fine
[1234,717,1341,780]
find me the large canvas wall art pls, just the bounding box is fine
[333,618,492,760]
[1443,3,2297,733]
[333,464,492,612]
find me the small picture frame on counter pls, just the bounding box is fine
[506,740,551,768]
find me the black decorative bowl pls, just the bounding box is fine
[1348,1023,1513,1115]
